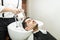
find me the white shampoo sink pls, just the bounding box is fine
[7,20,43,40]
[7,21,33,40]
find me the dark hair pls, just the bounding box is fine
[22,17,30,29]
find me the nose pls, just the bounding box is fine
[31,20,33,21]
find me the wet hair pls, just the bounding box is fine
[22,17,30,29]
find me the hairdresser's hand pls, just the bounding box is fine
[12,9,20,14]
[19,9,24,13]
[13,9,24,14]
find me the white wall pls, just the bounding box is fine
[27,0,60,40]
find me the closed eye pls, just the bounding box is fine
[27,20,31,23]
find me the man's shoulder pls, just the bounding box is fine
[34,29,47,34]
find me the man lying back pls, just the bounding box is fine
[22,17,57,40]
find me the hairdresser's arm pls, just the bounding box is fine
[0,6,21,14]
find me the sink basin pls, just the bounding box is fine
[7,21,33,40]
[7,20,43,40]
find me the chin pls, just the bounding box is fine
[35,24,38,27]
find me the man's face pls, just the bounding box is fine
[25,18,37,31]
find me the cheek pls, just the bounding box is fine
[25,26,31,31]
[26,23,30,27]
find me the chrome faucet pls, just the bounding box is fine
[14,14,18,28]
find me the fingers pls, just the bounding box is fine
[12,9,24,14]
[15,9,20,14]
[14,9,20,14]
[19,9,24,13]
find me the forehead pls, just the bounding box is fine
[25,18,33,22]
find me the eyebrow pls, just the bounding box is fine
[25,18,32,22]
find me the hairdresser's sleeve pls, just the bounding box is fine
[0,5,5,13]
[18,0,22,9]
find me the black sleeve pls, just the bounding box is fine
[33,31,57,40]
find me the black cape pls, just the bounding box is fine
[34,31,57,40]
